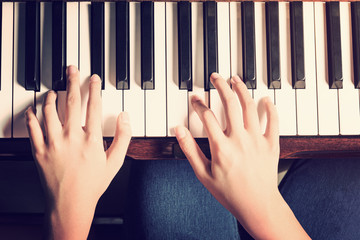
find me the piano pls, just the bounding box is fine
[0,1,360,238]
[1,1,360,160]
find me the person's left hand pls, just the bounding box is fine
[25,65,131,240]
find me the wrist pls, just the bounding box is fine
[46,194,98,240]
[238,190,309,240]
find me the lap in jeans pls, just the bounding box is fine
[124,158,360,240]
[124,160,240,240]
[279,158,360,240]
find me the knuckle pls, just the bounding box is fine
[244,97,255,110]
[47,139,62,152]
[34,151,45,161]
[66,93,79,107]
[26,114,37,127]
[86,133,99,143]
[42,102,53,115]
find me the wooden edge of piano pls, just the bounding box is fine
[1,136,360,160]
[1,0,360,2]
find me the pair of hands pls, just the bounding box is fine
[26,66,308,239]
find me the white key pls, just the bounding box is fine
[36,3,52,134]
[253,2,274,134]
[296,2,318,135]
[230,2,254,99]
[102,2,122,137]
[229,2,247,126]
[189,2,208,138]
[314,2,339,135]
[338,2,360,135]
[13,3,34,138]
[230,2,242,80]
[275,2,296,136]
[145,2,166,137]
[0,3,13,138]
[57,2,79,124]
[124,2,144,136]
[79,2,91,126]
[210,2,230,131]
[166,2,188,136]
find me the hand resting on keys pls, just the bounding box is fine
[25,65,131,240]
[175,73,310,240]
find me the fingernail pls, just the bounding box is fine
[24,106,32,118]
[191,95,201,103]
[67,65,77,76]
[174,126,186,139]
[210,72,220,82]
[263,96,271,103]
[90,74,100,82]
[120,112,130,123]
[232,75,242,83]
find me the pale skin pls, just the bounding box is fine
[174,73,310,240]
[25,65,131,240]
[26,66,309,239]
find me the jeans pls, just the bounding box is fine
[125,158,360,240]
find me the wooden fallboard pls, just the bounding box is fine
[1,136,360,160]
[0,1,358,2]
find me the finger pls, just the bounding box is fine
[106,112,132,173]
[231,76,261,134]
[263,97,279,143]
[25,106,45,157]
[65,65,81,129]
[85,74,102,136]
[175,126,211,182]
[191,95,225,142]
[42,91,62,142]
[210,73,243,133]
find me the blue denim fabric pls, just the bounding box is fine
[125,158,360,240]
[278,158,360,240]
[124,160,240,240]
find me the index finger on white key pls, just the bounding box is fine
[231,76,261,134]
[65,65,82,130]
[210,73,244,134]
[85,74,103,137]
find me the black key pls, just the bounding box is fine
[178,1,192,91]
[52,2,66,91]
[290,2,305,89]
[116,2,129,90]
[326,2,343,89]
[0,2,2,91]
[141,2,154,90]
[91,2,105,89]
[203,1,218,91]
[266,2,280,89]
[242,2,256,89]
[352,2,360,88]
[25,2,40,92]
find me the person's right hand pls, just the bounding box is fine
[175,73,310,240]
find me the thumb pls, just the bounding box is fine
[106,112,132,173]
[175,126,211,182]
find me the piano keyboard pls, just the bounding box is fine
[1,1,360,140]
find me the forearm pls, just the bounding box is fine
[45,197,97,240]
[234,190,310,240]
